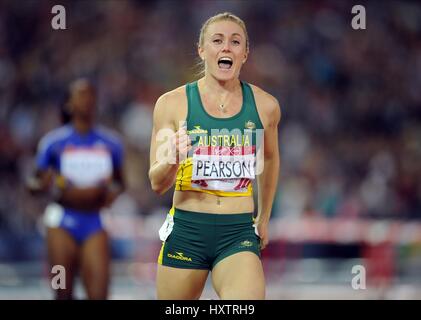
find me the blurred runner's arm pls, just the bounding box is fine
[26,168,54,194]
[27,166,122,212]
[102,166,126,207]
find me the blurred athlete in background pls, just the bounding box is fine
[149,12,281,299]
[28,78,125,299]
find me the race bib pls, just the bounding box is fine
[192,154,255,180]
[191,146,255,193]
[61,147,112,187]
[191,178,252,192]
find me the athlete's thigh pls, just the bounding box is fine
[156,264,209,300]
[46,227,79,299]
[80,230,110,300]
[211,251,265,300]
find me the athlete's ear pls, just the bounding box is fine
[198,44,205,61]
[243,50,248,64]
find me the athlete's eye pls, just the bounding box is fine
[213,39,222,44]
[232,40,240,45]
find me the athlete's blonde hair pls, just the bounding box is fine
[195,12,249,77]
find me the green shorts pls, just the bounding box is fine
[157,208,261,270]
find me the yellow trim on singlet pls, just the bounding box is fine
[175,157,253,197]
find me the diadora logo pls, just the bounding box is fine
[188,126,208,134]
[167,251,193,262]
[245,121,256,130]
[239,240,253,248]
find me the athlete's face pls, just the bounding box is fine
[199,20,248,81]
[69,81,97,120]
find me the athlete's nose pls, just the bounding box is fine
[222,40,231,52]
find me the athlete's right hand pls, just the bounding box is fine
[171,126,192,163]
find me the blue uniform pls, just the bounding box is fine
[36,124,124,244]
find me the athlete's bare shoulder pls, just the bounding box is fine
[153,85,188,129]
[158,85,186,103]
[249,83,281,128]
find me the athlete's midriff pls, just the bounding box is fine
[173,190,254,214]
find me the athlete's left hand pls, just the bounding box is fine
[255,221,269,250]
[100,176,124,208]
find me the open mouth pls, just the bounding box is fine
[218,57,233,69]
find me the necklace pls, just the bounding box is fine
[218,94,232,113]
[217,84,241,113]
[200,80,241,114]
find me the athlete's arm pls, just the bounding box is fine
[27,167,108,212]
[149,91,191,195]
[255,90,281,250]
[26,168,54,195]
[28,130,112,211]
[102,166,126,207]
